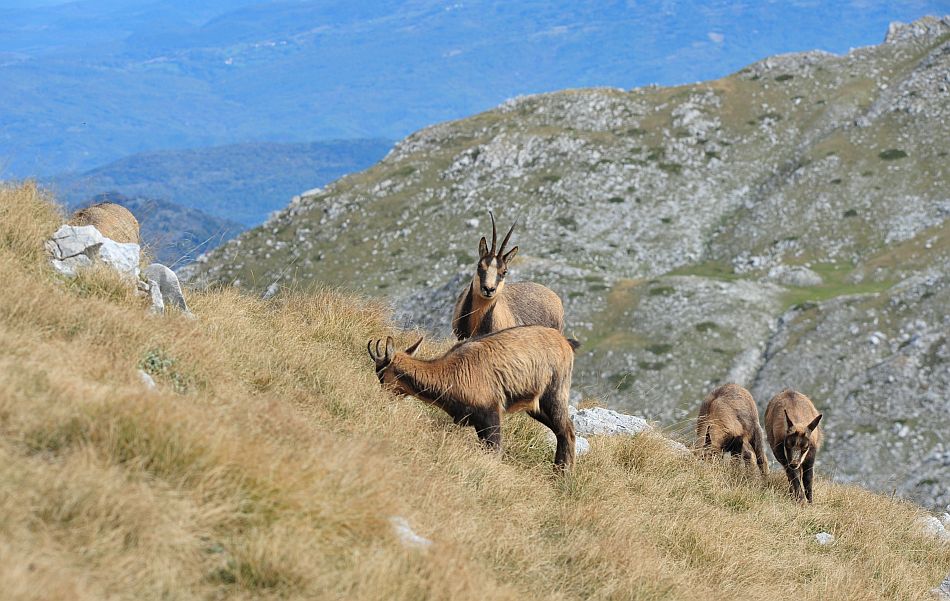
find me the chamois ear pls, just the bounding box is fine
[405,336,424,356]
[478,236,489,258]
[807,413,822,432]
[502,245,519,263]
[384,336,395,362]
[785,409,794,431]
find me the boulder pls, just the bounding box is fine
[142,263,192,316]
[571,406,651,437]
[389,516,431,549]
[46,224,141,279]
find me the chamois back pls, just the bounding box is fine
[68,203,140,244]
[696,383,769,475]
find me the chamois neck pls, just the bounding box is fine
[391,355,456,402]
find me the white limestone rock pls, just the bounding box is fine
[46,224,140,279]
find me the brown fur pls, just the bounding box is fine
[452,213,564,340]
[765,389,823,503]
[696,383,769,477]
[67,203,140,244]
[368,326,578,471]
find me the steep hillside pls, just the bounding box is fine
[189,17,950,508]
[47,139,393,226]
[74,192,241,266]
[2,183,950,601]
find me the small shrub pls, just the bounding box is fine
[139,348,192,393]
[659,162,682,175]
[694,321,718,333]
[607,196,625,204]
[648,286,675,297]
[842,208,858,218]
[830,178,842,185]
[878,149,907,161]
[775,74,794,82]
[646,343,673,355]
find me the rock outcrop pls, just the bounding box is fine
[46,224,141,279]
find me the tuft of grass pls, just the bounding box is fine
[0,183,947,600]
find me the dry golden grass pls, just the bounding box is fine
[0,181,947,600]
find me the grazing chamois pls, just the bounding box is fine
[68,203,140,244]
[452,212,563,340]
[765,389,823,503]
[368,326,579,471]
[696,383,769,476]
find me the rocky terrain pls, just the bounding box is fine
[186,17,950,509]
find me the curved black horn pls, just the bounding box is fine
[367,340,375,360]
[375,339,383,359]
[499,218,517,255]
[488,210,497,255]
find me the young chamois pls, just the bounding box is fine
[68,203,140,244]
[765,389,823,503]
[368,326,579,471]
[695,383,769,476]
[452,212,563,340]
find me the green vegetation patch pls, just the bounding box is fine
[878,149,907,161]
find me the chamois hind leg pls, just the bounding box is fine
[472,408,503,455]
[540,377,575,472]
[752,427,770,477]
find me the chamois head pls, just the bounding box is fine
[473,211,519,300]
[783,410,822,469]
[367,336,423,389]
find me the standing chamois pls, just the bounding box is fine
[452,212,563,340]
[765,389,823,503]
[368,326,579,471]
[696,383,769,476]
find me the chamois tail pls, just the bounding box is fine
[566,338,582,352]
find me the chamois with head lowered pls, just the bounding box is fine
[765,389,823,503]
[368,326,579,471]
[696,383,769,477]
[452,212,563,340]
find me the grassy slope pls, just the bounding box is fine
[1,182,947,600]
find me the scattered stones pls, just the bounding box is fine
[918,515,950,543]
[815,532,835,545]
[46,224,140,279]
[142,263,192,316]
[389,516,432,549]
[571,406,651,437]
[137,369,157,390]
[933,573,950,600]
[766,265,823,287]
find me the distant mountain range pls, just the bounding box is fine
[48,139,393,226]
[3,0,947,177]
[187,17,950,509]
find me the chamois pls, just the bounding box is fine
[452,212,563,340]
[368,326,579,471]
[695,383,769,476]
[68,203,140,244]
[765,389,823,503]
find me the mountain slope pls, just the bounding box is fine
[189,17,950,508]
[47,139,393,226]
[2,183,950,601]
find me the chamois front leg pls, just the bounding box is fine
[802,455,816,504]
[785,465,805,503]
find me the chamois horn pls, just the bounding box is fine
[499,218,517,256]
[488,210,498,255]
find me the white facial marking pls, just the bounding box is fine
[483,257,498,293]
